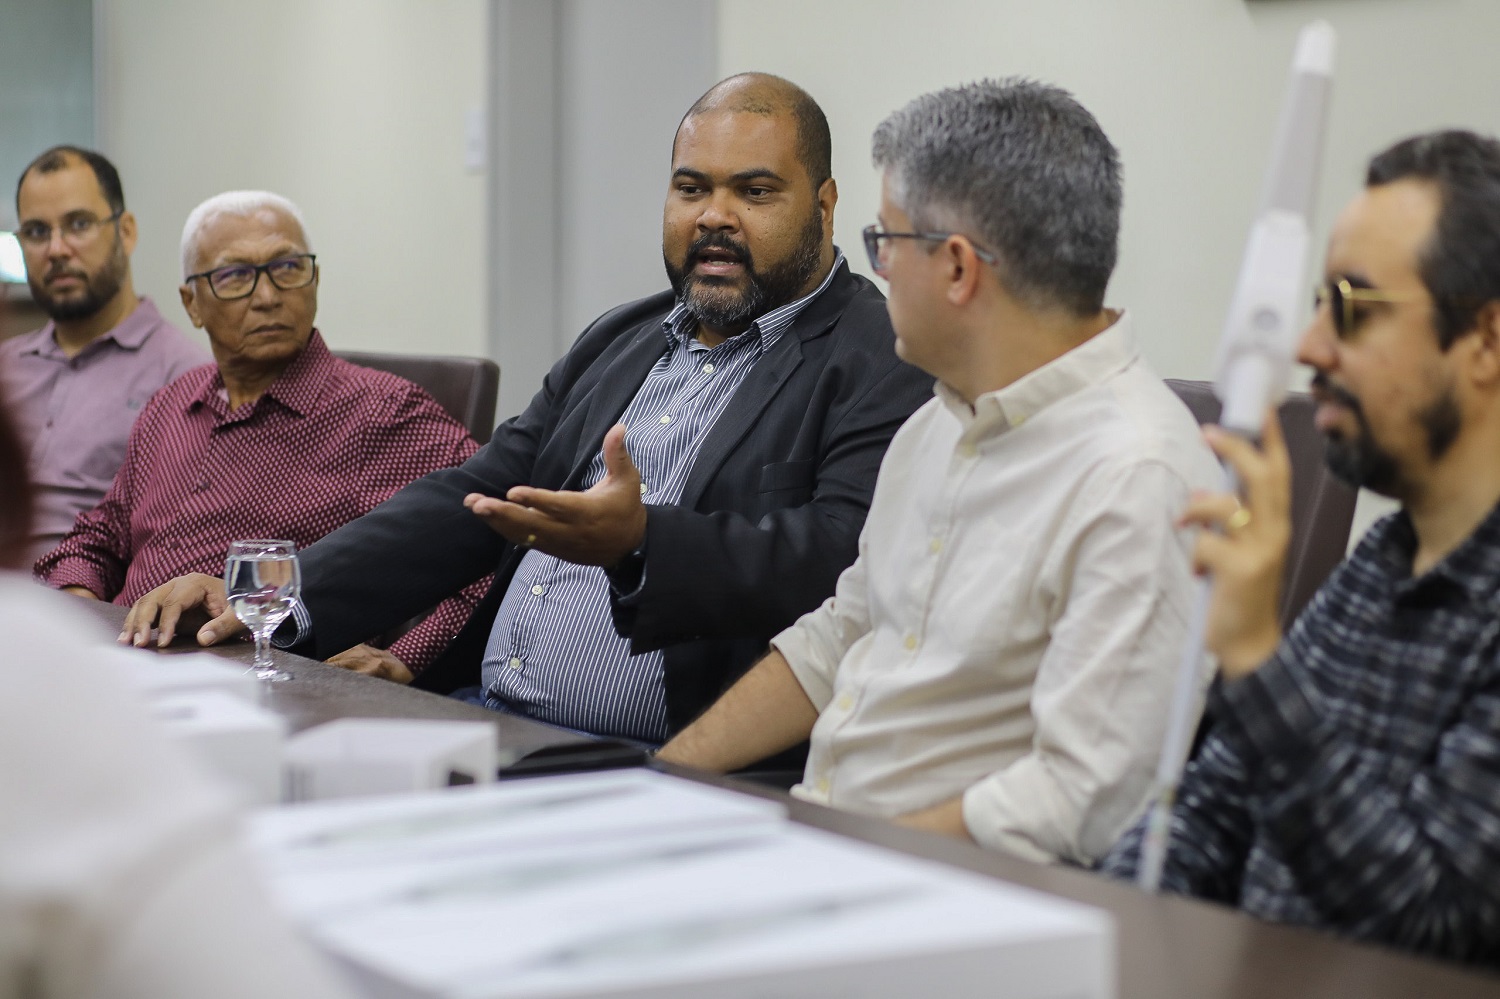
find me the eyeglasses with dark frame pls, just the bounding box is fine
[15,210,124,250]
[1314,276,1423,339]
[862,224,999,275]
[186,254,318,301]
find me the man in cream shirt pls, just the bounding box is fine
[659,79,1222,865]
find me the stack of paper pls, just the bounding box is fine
[248,770,1115,998]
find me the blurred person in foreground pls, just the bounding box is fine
[659,79,1221,865]
[36,190,482,678]
[120,74,931,749]
[1102,130,1500,966]
[0,334,354,998]
[0,146,205,565]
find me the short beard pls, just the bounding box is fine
[664,204,825,333]
[1316,372,1461,498]
[30,232,128,322]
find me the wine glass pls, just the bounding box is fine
[225,539,301,682]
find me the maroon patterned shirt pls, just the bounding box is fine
[36,330,483,670]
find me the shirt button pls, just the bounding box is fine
[929,537,942,554]
[958,443,977,459]
[530,584,546,596]
[903,634,918,651]
[1012,415,1026,427]
[702,363,715,373]
[816,776,831,794]
[508,657,523,671]
[836,693,853,711]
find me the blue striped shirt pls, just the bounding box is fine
[480,254,846,743]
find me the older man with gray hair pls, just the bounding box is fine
[660,79,1222,865]
[38,190,482,676]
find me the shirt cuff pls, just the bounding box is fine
[605,540,648,598]
[770,624,836,712]
[272,602,312,649]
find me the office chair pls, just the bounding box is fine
[336,351,500,445]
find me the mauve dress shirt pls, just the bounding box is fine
[36,330,484,670]
[0,297,207,566]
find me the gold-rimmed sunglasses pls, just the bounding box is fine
[1314,277,1423,338]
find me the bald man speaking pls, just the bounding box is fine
[127,74,930,751]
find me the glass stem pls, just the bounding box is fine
[254,629,273,670]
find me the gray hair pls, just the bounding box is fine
[180,190,311,278]
[871,78,1121,316]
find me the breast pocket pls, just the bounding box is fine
[758,459,815,504]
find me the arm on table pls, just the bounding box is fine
[661,548,874,772]
[656,649,819,772]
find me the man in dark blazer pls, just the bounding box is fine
[123,73,930,747]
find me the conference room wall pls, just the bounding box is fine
[718,0,1500,541]
[93,0,487,357]
[719,0,1500,381]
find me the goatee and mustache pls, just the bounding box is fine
[1312,371,1459,496]
[664,206,823,332]
[29,234,128,322]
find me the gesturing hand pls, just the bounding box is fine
[1181,409,1293,681]
[463,423,648,567]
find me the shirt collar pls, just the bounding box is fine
[18,296,169,358]
[661,248,847,351]
[1374,497,1500,603]
[189,328,334,419]
[937,309,1137,434]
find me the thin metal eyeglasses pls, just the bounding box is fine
[15,210,124,250]
[185,254,318,301]
[1314,276,1423,339]
[862,224,999,274]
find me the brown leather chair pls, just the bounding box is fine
[1166,379,1358,625]
[335,351,500,445]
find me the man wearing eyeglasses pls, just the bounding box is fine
[37,190,484,675]
[122,74,930,750]
[0,146,206,566]
[1101,131,1500,964]
[659,80,1222,866]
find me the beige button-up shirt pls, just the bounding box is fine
[776,314,1223,865]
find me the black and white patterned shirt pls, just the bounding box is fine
[1102,501,1500,965]
[479,254,847,744]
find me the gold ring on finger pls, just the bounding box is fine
[523,533,537,547]
[1226,507,1253,533]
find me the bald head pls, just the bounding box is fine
[676,73,832,190]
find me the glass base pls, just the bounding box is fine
[251,665,293,682]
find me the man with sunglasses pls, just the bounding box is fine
[1100,130,1500,964]
[37,190,483,675]
[0,146,206,566]
[660,80,1221,866]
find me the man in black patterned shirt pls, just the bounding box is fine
[1103,129,1500,966]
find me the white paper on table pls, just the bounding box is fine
[247,771,1112,999]
[248,769,787,874]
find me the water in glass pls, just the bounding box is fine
[225,539,301,682]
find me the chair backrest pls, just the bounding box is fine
[1166,379,1358,625]
[335,351,500,445]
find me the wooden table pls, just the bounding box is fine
[86,600,1500,997]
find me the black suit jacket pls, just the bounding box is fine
[292,262,932,733]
